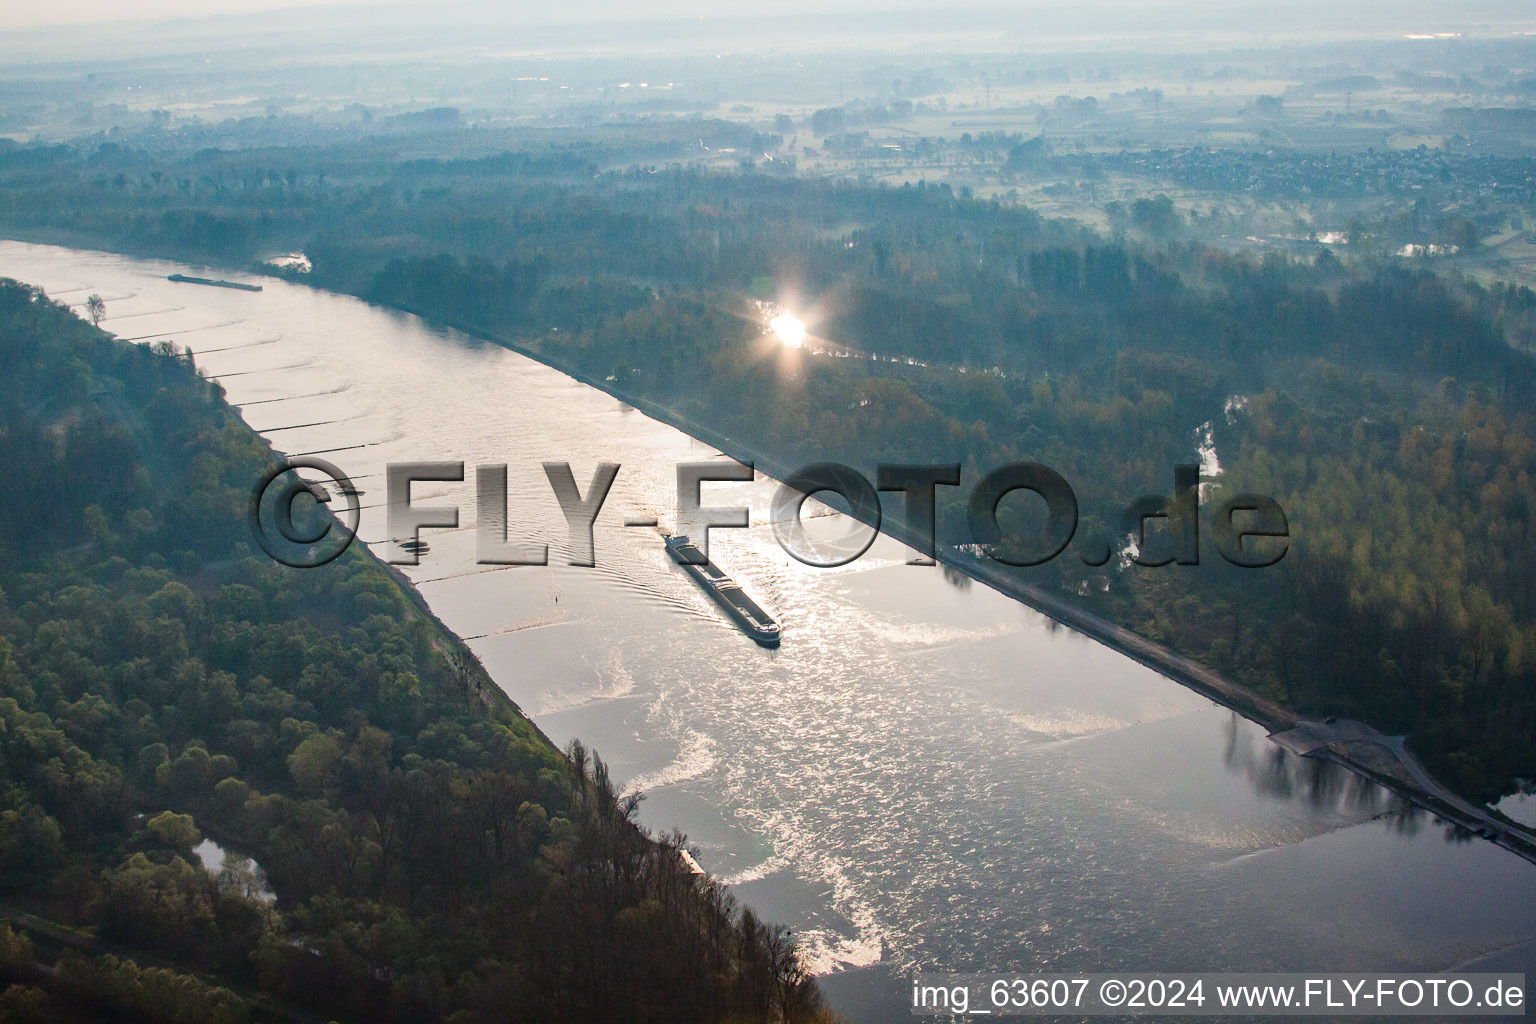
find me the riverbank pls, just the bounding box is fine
[399,308,1536,865]
[233,366,565,758]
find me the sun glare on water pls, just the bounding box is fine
[770,313,806,348]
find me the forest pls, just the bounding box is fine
[0,123,1533,806]
[0,280,835,1022]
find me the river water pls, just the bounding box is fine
[5,240,1534,1020]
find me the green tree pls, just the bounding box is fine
[146,810,201,850]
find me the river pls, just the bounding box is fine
[4,240,1533,1021]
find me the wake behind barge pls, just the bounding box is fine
[664,535,780,647]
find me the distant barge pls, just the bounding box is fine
[167,274,263,292]
[664,535,780,647]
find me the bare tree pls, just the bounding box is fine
[446,643,479,699]
[85,293,106,326]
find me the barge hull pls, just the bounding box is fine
[665,536,780,646]
[168,273,263,292]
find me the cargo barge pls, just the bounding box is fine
[664,534,780,646]
[167,274,263,292]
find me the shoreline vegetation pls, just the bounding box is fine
[0,278,839,1022]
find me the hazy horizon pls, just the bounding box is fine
[8,0,1534,40]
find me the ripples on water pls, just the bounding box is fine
[6,241,1535,1020]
